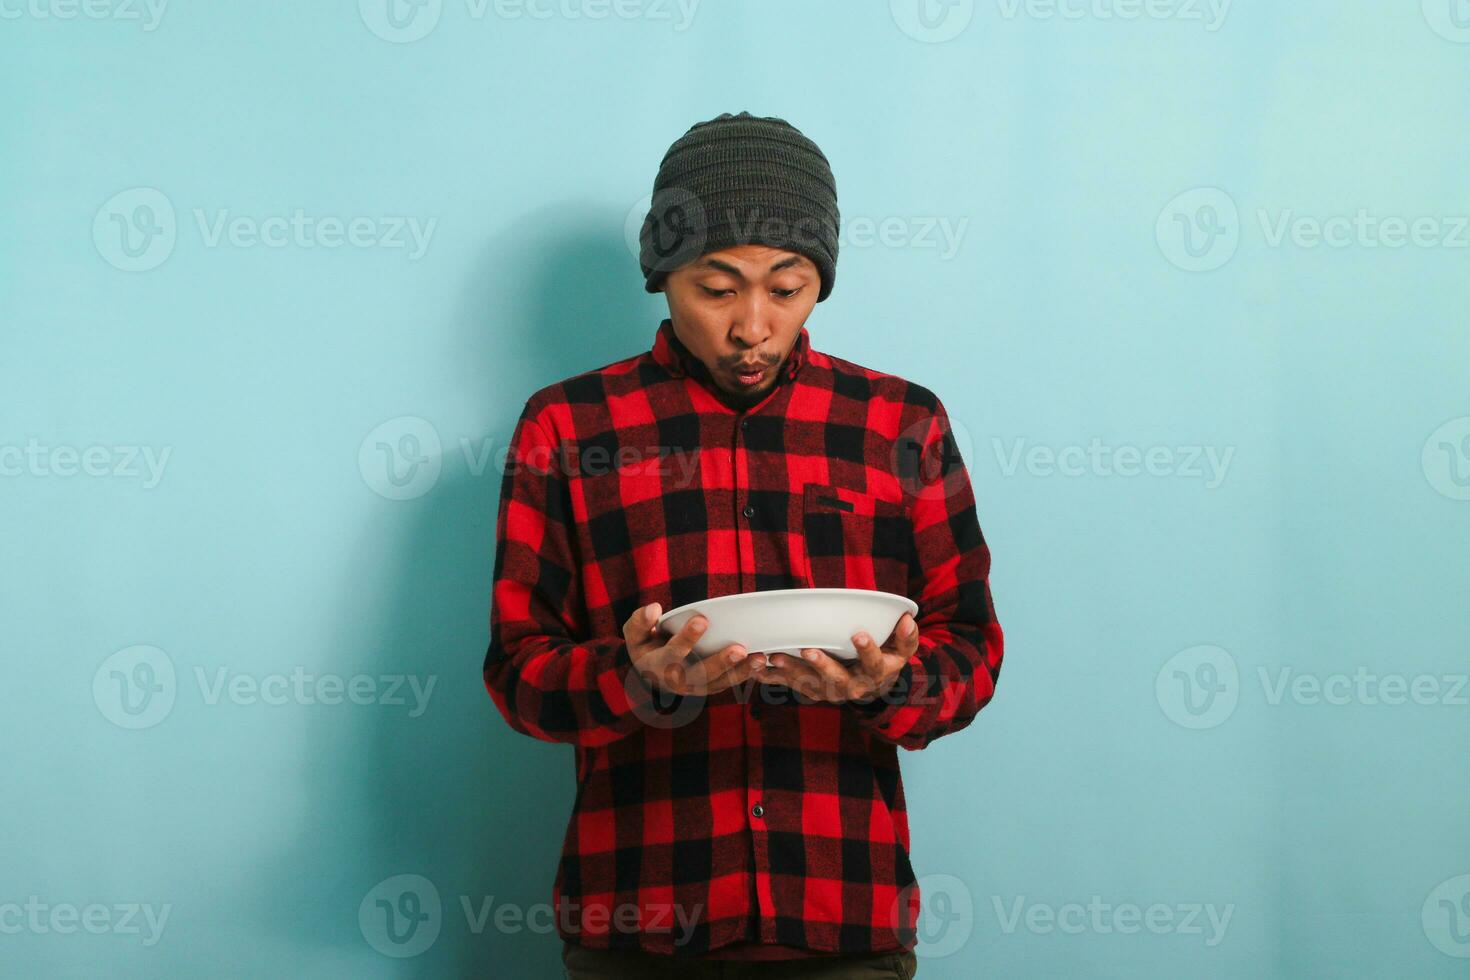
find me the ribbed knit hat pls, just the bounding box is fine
[639,111,840,302]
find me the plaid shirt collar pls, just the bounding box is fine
[650,316,811,393]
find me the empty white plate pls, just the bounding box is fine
[654,588,918,662]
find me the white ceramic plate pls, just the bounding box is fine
[654,588,919,662]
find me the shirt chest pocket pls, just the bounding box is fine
[801,483,914,596]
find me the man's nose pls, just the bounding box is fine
[729,291,774,349]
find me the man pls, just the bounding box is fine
[483,111,1003,979]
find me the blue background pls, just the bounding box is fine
[4,1,1468,976]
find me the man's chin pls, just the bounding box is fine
[725,377,769,398]
[716,377,770,407]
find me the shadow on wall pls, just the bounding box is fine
[253,209,664,978]
[455,200,666,393]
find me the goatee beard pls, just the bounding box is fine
[716,381,766,411]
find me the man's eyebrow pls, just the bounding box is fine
[699,255,808,277]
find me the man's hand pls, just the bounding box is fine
[754,612,920,706]
[624,603,763,697]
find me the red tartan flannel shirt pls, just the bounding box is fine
[482,316,1003,961]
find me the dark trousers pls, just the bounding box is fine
[561,942,918,979]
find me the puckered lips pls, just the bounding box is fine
[729,361,772,387]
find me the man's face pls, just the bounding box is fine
[661,244,820,406]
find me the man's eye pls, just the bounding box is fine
[700,286,803,298]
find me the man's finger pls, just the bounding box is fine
[707,646,766,694]
[624,601,661,651]
[852,629,889,682]
[630,612,705,693]
[892,613,920,658]
[753,653,803,686]
[679,642,749,694]
[661,613,709,663]
[794,648,852,702]
[757,657,811,696]
[755,653,828,702]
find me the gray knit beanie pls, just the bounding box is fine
[639,111,840,302]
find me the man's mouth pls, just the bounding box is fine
[731,365,767,387]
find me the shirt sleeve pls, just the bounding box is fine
[849,394,1004,750]
[481,401,670,747]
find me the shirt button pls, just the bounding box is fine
[742,505,755,519]
[751,803,764,818]
[740,419,749,430]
